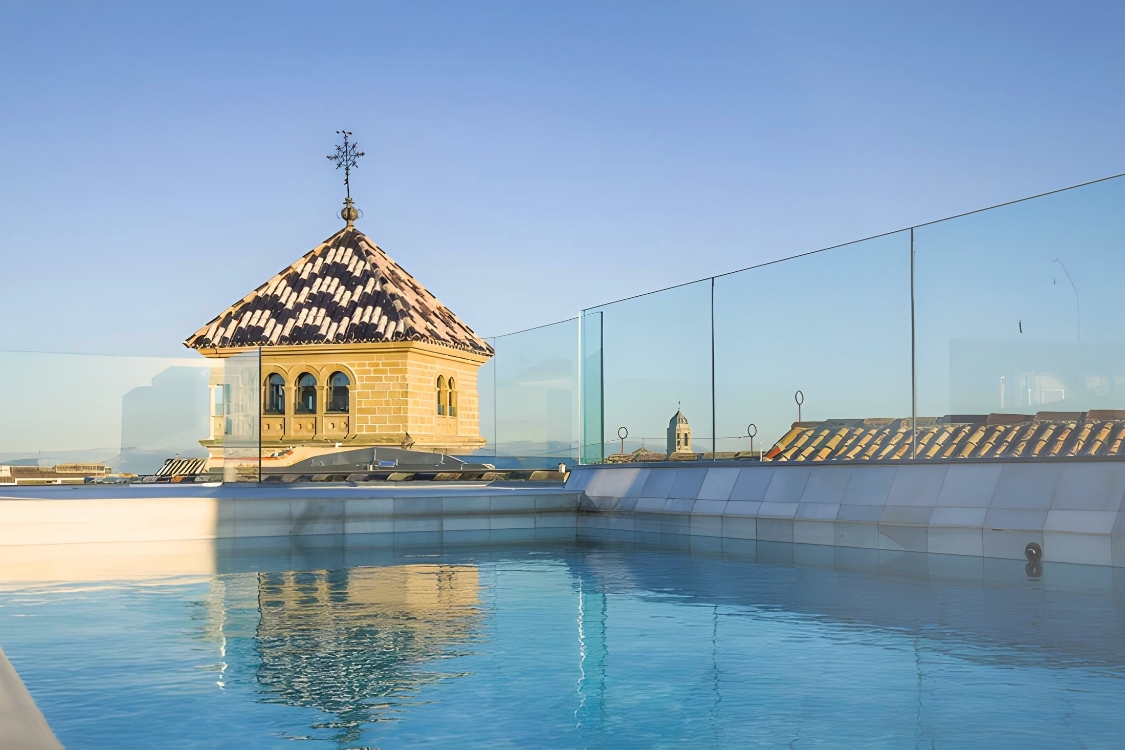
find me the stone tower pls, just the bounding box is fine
[667,409,692,456]
[185,212,493,469]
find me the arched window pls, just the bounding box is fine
[436,376,446,416]
[295,373,317,414]
[447,377,457,417]
[327,371,350,413]
[265,374,285,414]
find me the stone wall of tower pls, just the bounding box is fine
[346,344,484,451]
[397,347,482,450]
[202,341,489,457]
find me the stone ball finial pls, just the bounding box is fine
[341,197,359,225]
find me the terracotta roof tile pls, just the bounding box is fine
[765,412,1125,461]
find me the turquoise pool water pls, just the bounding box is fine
[2,541,1125,748]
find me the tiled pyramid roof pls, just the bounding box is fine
[185,226,492,355]
[765,410,1125,462]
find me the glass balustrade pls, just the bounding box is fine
[578,173,1125,464]
[477,338,497,458]
[7,178,1124,478]
[913,175,1125,460]
[218,348,261,482]
[0,350,214,483]
[585,280,714,463]
[581,310,604,464]
[489,319,579,469]
[714,231,912,462]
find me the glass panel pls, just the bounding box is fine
[218,349,260,482]
[714,232,913,462]
[476,338,497,459]
[491,319,579,469]
[0,351,212,481]
[914,175,1125,459]
[591,280,713,462]
[581,311,603,464]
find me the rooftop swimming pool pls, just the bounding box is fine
[2,540,1124,748]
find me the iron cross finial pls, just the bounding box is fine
[327,130,365,200]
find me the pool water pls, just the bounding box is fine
[3,541,1125,748]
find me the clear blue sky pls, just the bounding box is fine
[3,1,1124,357]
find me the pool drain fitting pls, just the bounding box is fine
[1024,542,1043,579]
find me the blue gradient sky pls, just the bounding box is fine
[3,1,1124,356]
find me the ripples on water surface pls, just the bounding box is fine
[3,541,1125,748]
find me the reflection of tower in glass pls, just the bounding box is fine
[119,366,210,474]
[208,565,482,745]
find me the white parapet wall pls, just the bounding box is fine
[0,484,580,549]
[4,463,1124,571]
[567,461,1125,567]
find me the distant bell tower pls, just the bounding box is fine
[667,407,691,455]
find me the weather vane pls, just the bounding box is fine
[327,130,365,224]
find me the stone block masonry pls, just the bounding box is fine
[568,460,1125,567]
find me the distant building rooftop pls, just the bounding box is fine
[606,447,668,463]
[766,410,1125,461]
[0,463,109,484]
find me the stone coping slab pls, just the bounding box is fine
[0,647,61,750]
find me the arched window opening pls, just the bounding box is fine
[327,371,350,413]
[265,374,285,415]
[436,376,446,416]
[447,377,457,418]
[295,373,317,414]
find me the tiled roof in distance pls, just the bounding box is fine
[185,226,493,355]
[765,410,1125,462]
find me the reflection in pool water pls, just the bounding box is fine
[252,566,482,743]
[3,541,1125,748]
